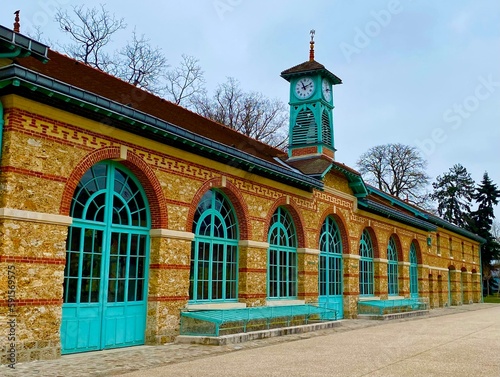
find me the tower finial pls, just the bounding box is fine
[13,10,20,33]
[309,29,315,61]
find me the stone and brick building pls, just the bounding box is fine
[0,25,483,363]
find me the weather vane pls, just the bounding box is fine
[14,10,20,33]
[309,29,315,61]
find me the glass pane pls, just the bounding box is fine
[137,279,144,301]
[112,196,129,225]
[65,278,78,303]
[90,279,100,302]
[108,280,117,302]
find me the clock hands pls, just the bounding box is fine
[300,81,313,91]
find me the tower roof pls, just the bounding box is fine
[281,60,342,85]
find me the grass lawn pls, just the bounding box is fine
[483,295,500,303]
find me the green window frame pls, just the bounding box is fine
[268,207,298,299]
[319,216,342,297]
[189,190,239,303]
[359,229,374,296]
[387,237,399,296]
[410,242,418,297]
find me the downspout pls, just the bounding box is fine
[479,242,484,303]
[0,46,22,59]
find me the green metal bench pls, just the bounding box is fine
[180,304,337,336]
[358,298,428,316]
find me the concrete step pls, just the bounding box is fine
[357,310,430,321]
[175,320,342,346]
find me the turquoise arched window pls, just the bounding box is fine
[319,216,342,297]
[410,242,419,298]
[387,237,399,296]
[268,207,298,299]
[189,190,239,302]
[359,229,374,296]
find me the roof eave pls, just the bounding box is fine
[0,26,49,63]
[359,199,437,232]
[366,186,429,220]
[427,215,486,244]
[281,68,342,85]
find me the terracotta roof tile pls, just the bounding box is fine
[281,60,327,76]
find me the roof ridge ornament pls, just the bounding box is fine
[309,29,315,61]
[14,10,20,33]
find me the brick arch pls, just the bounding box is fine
[410,239,423,264]
[263,197,306,248]
[388,233,403,261]
[461,267,468,273]
[59,147,167,229]
[317,208,350,255]
[185,177,250,240]
[359,227,380,258]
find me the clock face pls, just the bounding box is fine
[294,77,315,99]
[322,79,331,101]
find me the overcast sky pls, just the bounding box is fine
[2,1,499,213]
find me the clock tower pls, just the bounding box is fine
[281,30,342,161]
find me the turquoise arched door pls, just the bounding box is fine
[61,162,150,354]
[409,243,419,299]
[318,217,343,319]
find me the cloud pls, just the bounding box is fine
[450,11,470,34]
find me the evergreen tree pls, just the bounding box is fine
[430,164,475,228]
[468,172,500,269]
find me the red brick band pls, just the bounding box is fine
[148,296,189,302]
[0,256,66,265]
[149,264,190,270]
[0,299,62,307]
[239,268,267,273]
[299,271,318,276]
[238,293,267,299]
[1,166,67,182]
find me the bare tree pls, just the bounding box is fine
[26,25,54,46]
[191,77,288,148]
[112,29,168,92]
[54,5,205,98]
[163,54,205,106]
[55,4,126,70]
[357,143,430,206]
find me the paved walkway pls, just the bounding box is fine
[1,304,498,376]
